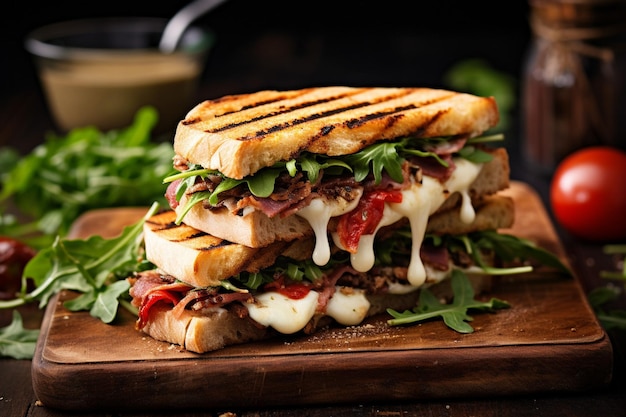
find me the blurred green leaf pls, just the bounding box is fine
[443,59,516,133]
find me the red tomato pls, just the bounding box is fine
[0,237,36,299]
[550,146,626,242]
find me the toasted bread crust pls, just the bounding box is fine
[143,210,314,287]
[426,194,514,235]
[175,87,499,179]
[141,305,270,353]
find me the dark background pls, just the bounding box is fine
[0,0,532,105]
[0,0,533,176]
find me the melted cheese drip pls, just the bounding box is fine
[245,291,319,334]
[297,189,363,265]
[325,287,370,325]
[357,158,481,286]
[330,158,483,287]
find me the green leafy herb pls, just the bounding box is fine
[233,258,325,291]
[387,270,510,333]
[0,203,158,323]
[376,228,570,276]
[0,107,174,249]
[459,230,571,275]
[0,311,40,359]
[443,59,516,133]
[343,141,405,183]
[588,244,626,331]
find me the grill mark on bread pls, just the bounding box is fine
[145,211,233,251]
[232,91,453,144]
[204,92,364,134]
[401,109,448,138]
[194,88,423,140]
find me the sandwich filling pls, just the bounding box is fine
[130,219,512,336]
[164,135,496,288]
[131,136,516,338]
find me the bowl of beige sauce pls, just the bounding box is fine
[25,17,213,133]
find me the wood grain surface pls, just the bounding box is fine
[30,182,613,412]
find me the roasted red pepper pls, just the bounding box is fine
[137,290,181,328]
[264,276,311,300]
[337,189,403,253]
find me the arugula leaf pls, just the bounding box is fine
[343,141,405,183]
[468,230,571,274]
[209,169,281,204]
[0,203,158,323]
[456,145,494,163]
[386,270,510,332]
[0,311,40,359]
[296,154,352,184]
[233,258,326,291]
[165,166,283,224]
[377,228,568,276]
[64,279,131,324]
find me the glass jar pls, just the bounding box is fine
[521,0,626,175]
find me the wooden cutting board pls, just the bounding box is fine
[31,181,613,412]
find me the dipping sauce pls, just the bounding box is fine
[38,52,203,133]
[25,17,213,134]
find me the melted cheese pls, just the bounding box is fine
[245,291,319,334]
[296,189,362,265]
[386,264,452,294]
[325,287,370,325]
[323,157,484,286]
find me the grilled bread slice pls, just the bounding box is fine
[174,87,499,179]
[143,210,315,288]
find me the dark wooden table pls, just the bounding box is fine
[2,89,626,417]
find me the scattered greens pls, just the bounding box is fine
[230,258,325,292]
[0,106,174,249]
[387,270,510,333]
[383,229,570,332]
[377,228,570,277]
[0,311,40,360]
[0,203,158,323]
[588,244,626,331]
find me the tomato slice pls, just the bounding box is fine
[264,276,311,299]
[337,189,403,253]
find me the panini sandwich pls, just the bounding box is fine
[129,86,520,353]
